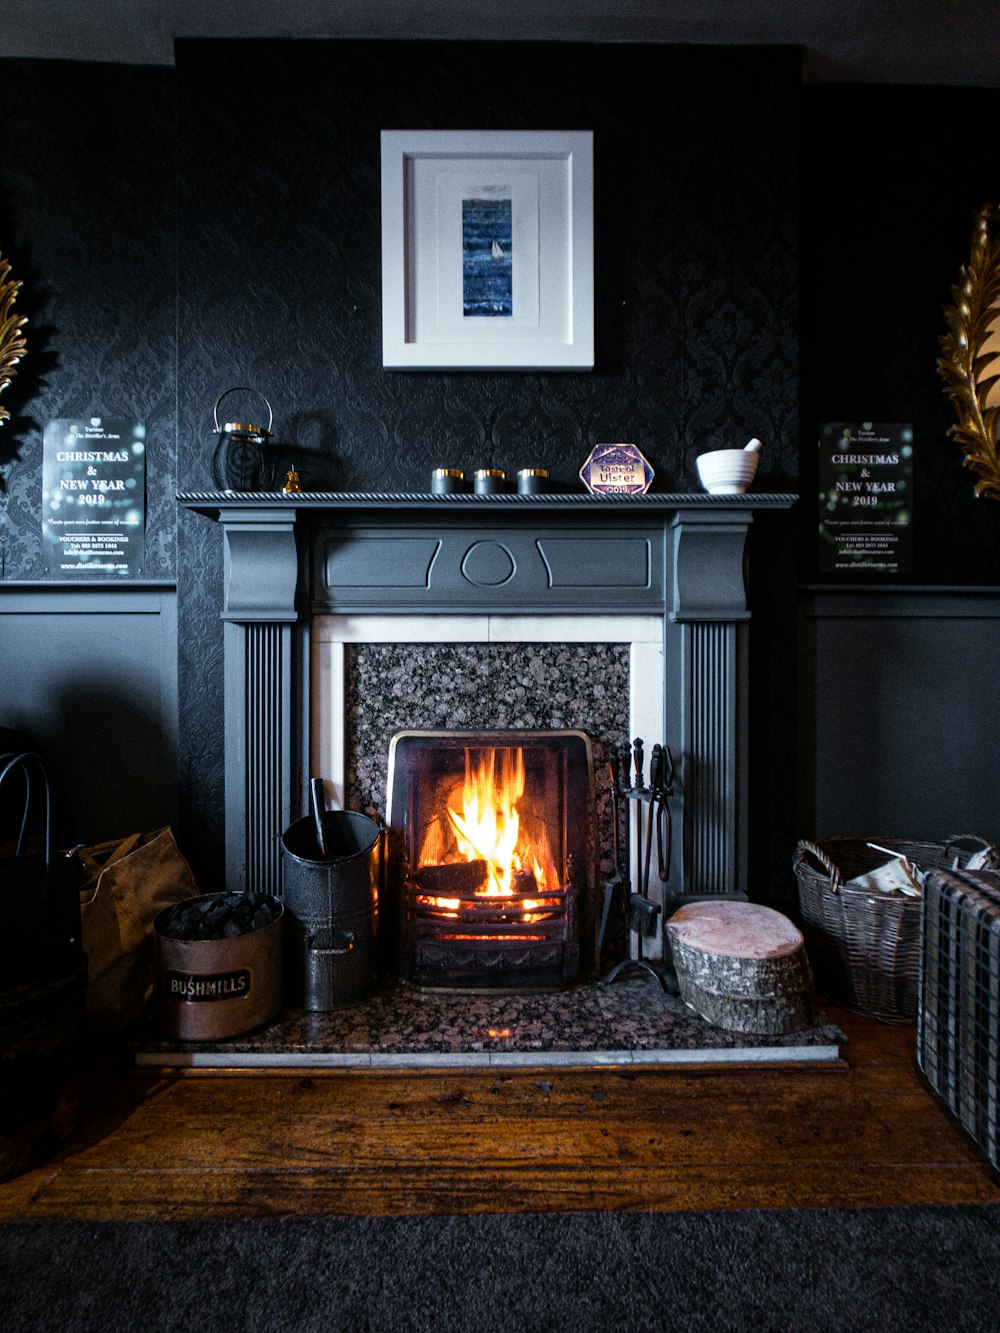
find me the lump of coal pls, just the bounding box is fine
[158,892,281,942]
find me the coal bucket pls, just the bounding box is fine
[281,810,381,1010]
[152,895,285,1041]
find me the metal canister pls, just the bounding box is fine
[474,468,506,495]
[431,467,464,495]
[517,467,549,495]
[152,896,285,1041]
[280,811,382,1010]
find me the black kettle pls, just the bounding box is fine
[211,385,275,491]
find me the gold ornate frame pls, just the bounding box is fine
[0,247,27,428]
[938,203,1000,500]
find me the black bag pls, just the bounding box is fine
[0,751,85,989]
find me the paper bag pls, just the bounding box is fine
[79,827,200,1034]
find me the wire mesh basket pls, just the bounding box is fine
[792,835,1000,1024]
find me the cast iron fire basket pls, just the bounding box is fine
[385,730,596,992]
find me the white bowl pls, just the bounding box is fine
[695,448,759,495]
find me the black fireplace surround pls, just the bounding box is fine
[178,490,793,918]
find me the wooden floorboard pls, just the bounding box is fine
[3,1005,999,1221]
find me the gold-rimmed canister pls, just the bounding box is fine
[517,467,549,495]
[431,467,465,495]
[474,468,506,495]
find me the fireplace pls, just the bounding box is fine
[385,729,596,990]
[176,490,795,937]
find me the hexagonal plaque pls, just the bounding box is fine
[578,442,654,496]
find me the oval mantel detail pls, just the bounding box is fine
[461,540,516,587]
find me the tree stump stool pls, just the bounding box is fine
[665,901,816,1035]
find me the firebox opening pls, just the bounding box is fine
[386,730,596,992]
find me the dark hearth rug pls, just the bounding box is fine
[2,1206,999,1332]
[135,975,846,1069]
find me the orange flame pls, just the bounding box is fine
[449,748,525,894]
[417,747,560,901]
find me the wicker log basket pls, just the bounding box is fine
[792,834,1000,1024]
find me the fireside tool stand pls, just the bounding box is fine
[599,737,677,991]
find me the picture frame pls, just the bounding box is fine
[380,129,594,370]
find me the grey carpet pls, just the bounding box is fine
[2,1205,999,1332]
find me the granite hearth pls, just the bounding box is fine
[136,976,844,1069]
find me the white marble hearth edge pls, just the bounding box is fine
[135,1044,841,1070]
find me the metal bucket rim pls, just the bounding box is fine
[281,810,381,868]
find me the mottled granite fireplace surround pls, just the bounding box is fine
[170,491,812,1067]
[317,629,647,934]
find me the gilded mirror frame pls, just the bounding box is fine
[0,247,27,428]
[938,203,1000,501]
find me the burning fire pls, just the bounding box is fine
[417,747,560,903]
[450,747,530,894]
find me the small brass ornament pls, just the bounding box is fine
[0,247,28,429]
[937,203,1000,501]
[281,466,303,494]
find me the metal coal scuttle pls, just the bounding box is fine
[280,784,382,1010]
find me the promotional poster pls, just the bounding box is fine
[818,422,913,574]
[42,418,146,577]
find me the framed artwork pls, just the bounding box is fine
[380,129,594,370]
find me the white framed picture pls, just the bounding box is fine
[380,129,594,370]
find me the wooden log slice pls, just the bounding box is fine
[665,902,816,1035]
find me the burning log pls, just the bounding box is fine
[392,736,590,990]
[511,868,537,897]
[413,859,489,896]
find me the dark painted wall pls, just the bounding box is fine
[796,85,1000,853]
[1,587,178,842]
[0,62,177,578]
[0,63,180,843]
[799,590,1000,843]
[5,47,997,894]
[799,85,1000,585]
[6,46,999,897]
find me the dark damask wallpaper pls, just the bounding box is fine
[173,40,801,882]
[0,62,177,580]
[175,41,800,496]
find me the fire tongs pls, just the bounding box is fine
[598,737,675,993]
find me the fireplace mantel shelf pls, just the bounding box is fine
[178,489,796,519]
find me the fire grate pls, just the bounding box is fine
[404,871,577,990]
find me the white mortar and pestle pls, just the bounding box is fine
[695,438,762,494]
